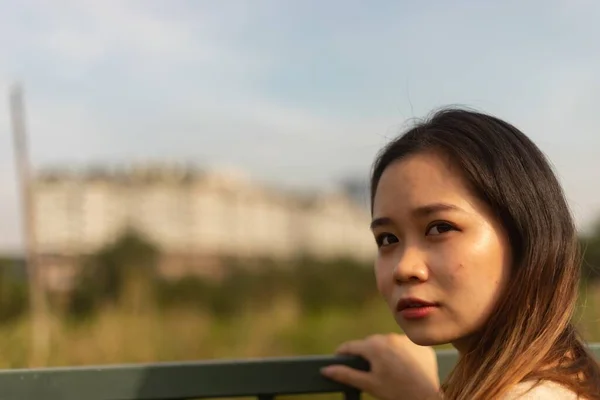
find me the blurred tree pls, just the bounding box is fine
[68,228,159,318]
[0,257,27,322]
[293,257,377,315]
[154,255,377,319]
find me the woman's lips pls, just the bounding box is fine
[396,297,439,320]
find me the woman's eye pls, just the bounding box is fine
[376,233,399,247]
[426,222,455,236]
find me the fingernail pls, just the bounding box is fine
[320,366,332,375]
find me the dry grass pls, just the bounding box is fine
[0,297,396,369]
[0,289,597,371]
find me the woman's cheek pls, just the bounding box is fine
[374,261,394,300]
[427,247,465,286]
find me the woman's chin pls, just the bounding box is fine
[401,328,454,347]
[406,336,445,347]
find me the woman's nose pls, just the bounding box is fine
[392,247,428,283]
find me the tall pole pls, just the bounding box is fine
[9,83,50,367]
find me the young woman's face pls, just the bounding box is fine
[372,151,512,351]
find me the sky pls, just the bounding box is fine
[0,0,599,252]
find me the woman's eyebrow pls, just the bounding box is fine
[370,217,393,230]
[370,203,466,230]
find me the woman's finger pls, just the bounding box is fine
[335,340,371,357]
[320,365,372,391]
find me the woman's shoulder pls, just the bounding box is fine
[502,380,580,399]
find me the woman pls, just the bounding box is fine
[320,108,600,399]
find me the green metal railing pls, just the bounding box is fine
[0,345,598,399]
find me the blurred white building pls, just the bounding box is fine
[32,164,375,288]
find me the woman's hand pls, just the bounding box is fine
[321,333,441,400]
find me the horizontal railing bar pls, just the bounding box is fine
[0,355,369,400]
[0,344,595,400]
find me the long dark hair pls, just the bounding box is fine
[370,108,600,399]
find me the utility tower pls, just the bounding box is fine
[9,83,50,367]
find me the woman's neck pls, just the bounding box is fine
[451,335,476,357]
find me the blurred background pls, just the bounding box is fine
[0,0,599,390]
